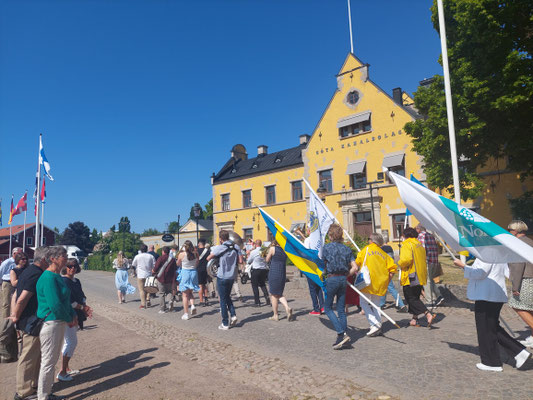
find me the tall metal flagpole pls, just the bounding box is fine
[35,134,42,248]
[347,0,354,54]
[436,0,461,204]
[23,208,27,252]
[9,195,13,255]
[40,202,45,246]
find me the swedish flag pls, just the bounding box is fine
[259,207,325,289]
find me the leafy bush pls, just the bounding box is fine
[87,254,114,272]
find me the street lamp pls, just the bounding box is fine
[193,203,201,245]
[367,180,383,232]
[317,183,327,202]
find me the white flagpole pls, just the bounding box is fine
[347,0,354,54]
[9,194,13,255]
[436,0,461,204]
[40,202,45,246]
[35,135,42,248]
[23,209,27,252]
[302,178,361,252]
[347,282,400,328]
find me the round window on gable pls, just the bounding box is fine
[347,90,360,105]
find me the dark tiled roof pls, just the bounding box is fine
[213,145,304,183]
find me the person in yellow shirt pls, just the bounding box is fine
[355,233,397,336]
[398,227,435,327]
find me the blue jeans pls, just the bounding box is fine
[217,278,236,326]
[324,276,347,335]
[379,280,405,307]
[306,276,324,312]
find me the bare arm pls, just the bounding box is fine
[265,247,275,263]
[348,260,358,276]
[10,269,18,287]
[9,290,32,323]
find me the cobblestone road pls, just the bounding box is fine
[83,270,532,400]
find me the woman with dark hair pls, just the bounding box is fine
[398,227,434,327]
[10,252,28,288]
[177,240,199,320]
[57,259,92,381]
[266,238,293,321]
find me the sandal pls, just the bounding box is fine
[426,312,436,327]
[409,318,420,327]
[287,308,294,322]
[269,315,279,321]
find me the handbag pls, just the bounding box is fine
[354,248,371,290]
[144,276,159,294]
[23,311,52,337]
[408,247,421,287]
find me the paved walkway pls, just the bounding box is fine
[78,271,532,399]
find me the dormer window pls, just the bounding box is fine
[252,163,258,169]
[275,157,282,163]
[231,168,237,174]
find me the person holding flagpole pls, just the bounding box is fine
[355,233,397,337]
[322,224,358,349]
[454,256,531,371]
[398,227,435,328]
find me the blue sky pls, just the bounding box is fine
[0,0,442,234]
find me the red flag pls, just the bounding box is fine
[16,192,28,213]
[8,197,15,225]
[40,180,46,202]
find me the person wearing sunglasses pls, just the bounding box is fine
[10,252,29,288]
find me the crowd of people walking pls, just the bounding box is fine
[0,218,532,399]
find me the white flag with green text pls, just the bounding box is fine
[387,170,533,263]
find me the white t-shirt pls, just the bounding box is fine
[132,253,155,279]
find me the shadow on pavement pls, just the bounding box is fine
[55,347,170,400]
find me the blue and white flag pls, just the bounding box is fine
[303,179,336,258]
[39,135,54,181]
[387,169,533,264]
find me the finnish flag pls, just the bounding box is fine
[39,136,54,181]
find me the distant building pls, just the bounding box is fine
[0,223,57,261]
[141,219,214,250]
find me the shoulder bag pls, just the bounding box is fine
[23,310,52,337]
[354,248,371,290]
[408,245,421,287]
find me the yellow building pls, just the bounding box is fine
[212,53,532,247]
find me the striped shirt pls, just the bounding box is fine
[418,231,439,265]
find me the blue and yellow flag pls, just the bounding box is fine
[259,207,325,289]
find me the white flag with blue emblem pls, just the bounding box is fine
[39,136,54,181]
[387,170,533,263]
[305,180,336,259]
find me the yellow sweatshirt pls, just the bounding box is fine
[398,238,427,287]
[355,243,397,296]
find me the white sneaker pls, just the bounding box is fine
[57,373,73,382]
[181,313,190,320]
[366,325,382,337]
[158,310,166,314]
[476,363,503,372]
[515,349,532,369]
[190,305,197,315]
[519,335,533,348]
[230,315,238,327]
[218,324,229,331]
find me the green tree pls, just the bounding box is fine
[404,0,533,200]
[109,224,116,233]
[204,199,213,220]
[167,221,181,233]
[109,232,143,259]
[60,221,93,253]
[142,228,161,236]
[509,191,533,230]
[118,216,131,233]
